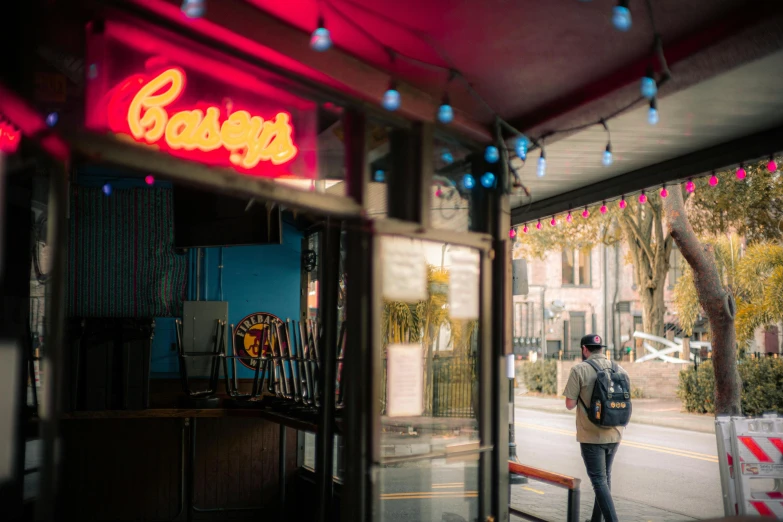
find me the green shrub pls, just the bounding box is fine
[522,360,557,395]
[678,357,783,415]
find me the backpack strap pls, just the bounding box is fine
[583,358,602,374]
[577,359,602,413]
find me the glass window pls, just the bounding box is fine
[668,246,682,288]
[562,248,591,286]
[578,248,592,286]
[561,250,575,286]
[430,136,473,233]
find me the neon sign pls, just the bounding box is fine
[106,67,299,172]
[0,121,21,153]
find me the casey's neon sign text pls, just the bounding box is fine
[111,68,298,170]
[0,121,21,153]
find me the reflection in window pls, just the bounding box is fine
[668,246,683,288]
[562,248,591,286]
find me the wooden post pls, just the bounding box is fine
[681,337,691,362]
[666,330,676,357]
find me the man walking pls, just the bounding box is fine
[563,334,629,522]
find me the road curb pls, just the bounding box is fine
[516,404,715,434]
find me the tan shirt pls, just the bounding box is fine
[563,353,626,444]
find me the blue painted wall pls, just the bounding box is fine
[150,222,302,378]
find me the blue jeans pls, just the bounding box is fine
[580,443,619,522]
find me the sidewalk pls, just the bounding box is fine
[511,481,697,522]
[515,389,715,434]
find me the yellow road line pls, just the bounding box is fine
[432,485,465,489]
[382,490,478,497]
[382,494,479,500]
[522,486,545,495]
[432,482,465,486]
[515,422,718,463]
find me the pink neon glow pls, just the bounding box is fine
[145,175,155,185]
[523,224,529,234]
[509,228,517,238]
[638,192,647,204]
[435,187,444,198]
[0,121,21,153]
[768,159,778,172]
[550,217,557,226]
[566,212,573,223]
[660,187,668,198]
[736,167,746,180]
[686,180,695,193]
[536,220,543,230]
[618,197,627,209]
[600,204,608,214]
[709,174,719,186]
[582,208,589,218]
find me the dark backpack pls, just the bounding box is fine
[578,359,632,428]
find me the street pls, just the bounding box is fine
[512,406,723,521]
[375,407,723,522]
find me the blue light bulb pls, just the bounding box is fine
[46,112,59,127]
[441,149,454,165]
[537,156,547,178]
[437,103,454,124]
[181,0,205,18]
[374,169,385,182]
[515,136,529,160]
[462,174,476,190]
[310,27,332,52]
[640,76,657,99]
[481,172,496,188]
[485,146,499,164]
[648,107,659,125]
[382,86,401,111]
[602,148,614,166]
[102,183,112,196]
[612,5,632,32]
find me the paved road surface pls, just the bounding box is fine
[513,406,724,520]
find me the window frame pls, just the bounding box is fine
[561,247,592,288]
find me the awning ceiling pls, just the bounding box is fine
[119,1,783,219]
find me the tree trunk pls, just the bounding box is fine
[664,186,742,415]
[639,285,666,339]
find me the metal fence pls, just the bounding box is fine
[381,354,477,418]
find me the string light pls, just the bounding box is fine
[709,171,719,186]
[102,183,112,196]
[145,175,155,186]
[46,112,59,127]
[509,228,517,239]
[686,178,695,193]
[536,219,543,230]
[523,223,529,234]
[566,211,573,223]
[310,16,333,52]
[537,149,547,178]
[382,80,401,111]
[612,0,632,32]
[515,135,529,160]
[648,98,659,125]
[435,186,444,198]
[374,169,385,182]
[485,145,500,164]
[600,201,608,214]
[437,94,454,124]
[736,164,746,180]
[550,216,557,227]
[768,156,778,172]
[641,66,657,99]
[618,195,627,209]
[462,173,476,190]
[481,172,496,188]
[601,119,613,166]
[181,0,205,18]
[660,184,668,198]
[582,206,590,219]
[638,190,647,204]
[440,149,454,164]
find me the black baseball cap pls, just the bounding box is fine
[580,334,606,348]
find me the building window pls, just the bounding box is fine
[562,248,591,286]
[668,246,683,289]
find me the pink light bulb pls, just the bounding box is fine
[686,179,695,193]
[600,203,608,214]
[145,175,155,186]
[523,224,529,234]
[618,197,627,210]
[709,174,718,186]
[638,192,647,204]
[660,186,668,198]
[736,166,746,180]
[536,220,543,230]
[435,186,444,198]
[550,217,557,226]
[582,207,590,218]
[768,159,778,172]
[509,228,517,239]
[566,212,573,223]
